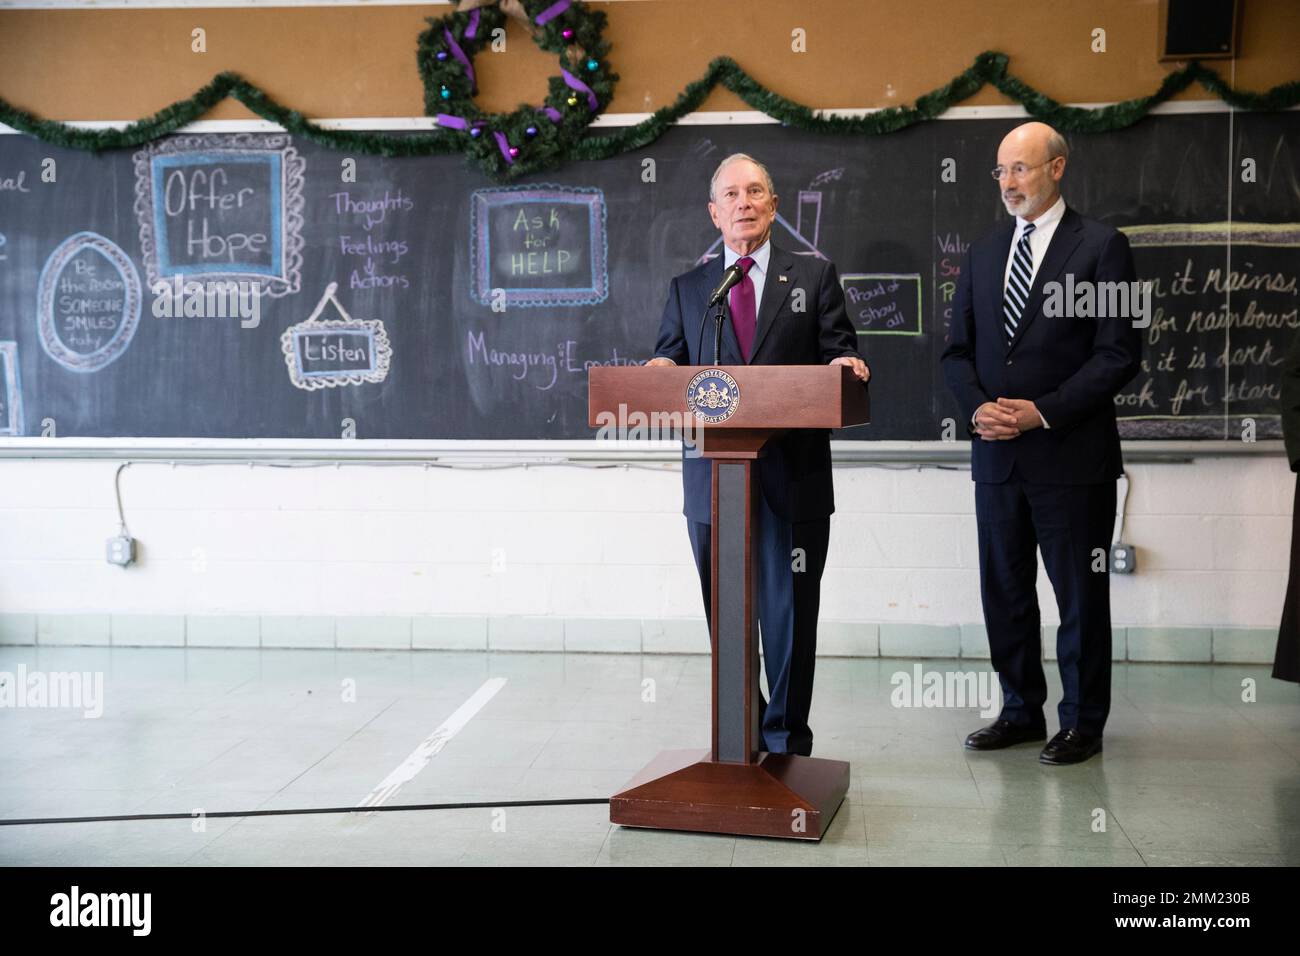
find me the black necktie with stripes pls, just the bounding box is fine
[1004,221,1036,345]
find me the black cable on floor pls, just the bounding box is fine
[0,797,611,826]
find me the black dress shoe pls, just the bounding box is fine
[964,719,1048,750]
[1039,728,1103,765]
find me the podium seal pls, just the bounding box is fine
[686,368,740,424]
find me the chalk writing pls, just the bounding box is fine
[1115,222,1299,437]
[133,133,304,297]
[331,188,414,291]
[0,170,29,193]
[935,232,969,340]
[841,273,923,335]
[466,330,639,390]
[37,232,142,373]
[469,185,608,307]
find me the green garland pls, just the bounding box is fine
[1,47,1296,182]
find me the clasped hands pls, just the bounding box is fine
[974,397,1043,440]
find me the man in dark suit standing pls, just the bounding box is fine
[648,153,869,757]
[941,122,1142,765]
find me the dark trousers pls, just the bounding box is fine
[687,485,830,756]
[975,463,1117,737]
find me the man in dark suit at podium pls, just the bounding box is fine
[647,153,869,757]
[941,122,1142,765]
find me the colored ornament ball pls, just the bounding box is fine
[567,95,578,106]
[469,127,482,138]
[586,59,598,71]
[436,50,447,61]
[440,86,450,99]
[509,147,520,157]
[562,28,574,40]
[525,126,538,137]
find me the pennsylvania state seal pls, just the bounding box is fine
[686,368,740,424]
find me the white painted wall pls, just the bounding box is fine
[0,453,1291,638]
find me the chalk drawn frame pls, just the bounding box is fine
[840,273,924,336]
[37,231,143,373]
[469,184,608,308]
[280,283,392,391]
[284,324,391,390]
[0,341,22,436]
[133,133,305,298]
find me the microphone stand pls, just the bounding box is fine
[696,299,730,367]
[712,300,728,366]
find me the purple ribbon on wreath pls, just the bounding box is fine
[534,1,571,26]
[560,68,599,112]
[436,112,531,166]
[444,27,476,92]
[493,131,518,164]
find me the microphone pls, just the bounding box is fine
[707,263,745,307]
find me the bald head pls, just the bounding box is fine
[996,122,1068,221]
[999,122,1069,165]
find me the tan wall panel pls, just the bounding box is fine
[0,1,1295,123]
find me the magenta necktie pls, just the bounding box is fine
[729,255,756,362]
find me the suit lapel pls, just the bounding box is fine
[749,243,795,363]
[1007,206,1083,354]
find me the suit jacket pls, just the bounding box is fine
[654,242,863,524]
[1282,326,1300,472]
[940,206,1143,484]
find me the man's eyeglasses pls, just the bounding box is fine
[990,159,1057,181]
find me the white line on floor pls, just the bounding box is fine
[357,677,507,810]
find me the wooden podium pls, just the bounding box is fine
[588,364,870,840]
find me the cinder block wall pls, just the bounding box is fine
[0,455,1291,663]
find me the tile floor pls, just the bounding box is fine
[1,646,1297,866]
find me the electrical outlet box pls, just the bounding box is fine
[107,535,136,568]
[1110,543,1136,574]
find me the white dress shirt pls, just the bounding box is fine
[974,195,1066,431]
[1003,194,1065,293]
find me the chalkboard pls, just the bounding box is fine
[0,112,1296,441]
